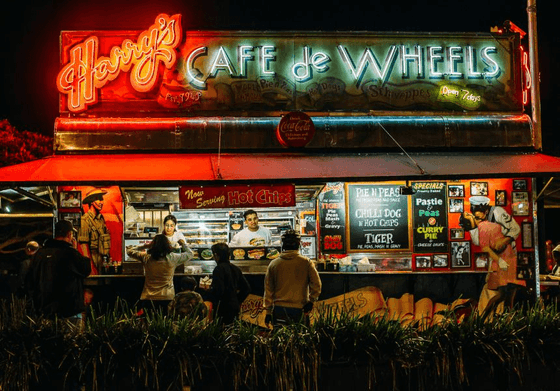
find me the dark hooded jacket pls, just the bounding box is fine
[26,238,91,318]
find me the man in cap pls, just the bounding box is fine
[26,220,91,321]
[263,229,322,327]
[78,188,111,274]
[17,240,39,296]
[460,196,520,251]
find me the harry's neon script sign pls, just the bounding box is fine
[57,14,182,113]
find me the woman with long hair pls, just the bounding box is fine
[127,233,194,314]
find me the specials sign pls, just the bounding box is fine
[411,182,448,253]
[179,184,295,209]
[57,14,522,114]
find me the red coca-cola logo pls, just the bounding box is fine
[276,111,315,148]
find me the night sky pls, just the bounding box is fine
[1,0,557,153]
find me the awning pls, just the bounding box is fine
[1,151,560,186]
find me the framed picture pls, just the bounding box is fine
[433,254,449,268]
[448,185,464,197]
[59,190,82,209]
[512,191,530,216]
[470,181,488,196]
[474,252,489,269]
[522,222,533,249]
[517,252,532,266]
[415,255,432,269]
[60,212,81,229]
[451,241,471,268]
[495,190,507,206]
[449,198,464,213]
[450,228,464,239]
[513,179,527,190]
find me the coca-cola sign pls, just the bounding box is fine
[276,112,315,148]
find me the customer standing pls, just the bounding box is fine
[163,214,187,250]
[127,234,194,314]
[27,220,91,323]
[203,242,250,325]
[264,230,322,326]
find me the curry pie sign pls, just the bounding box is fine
[276,112,316,148]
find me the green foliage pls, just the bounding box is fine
[3,297,560,391]
[0,119,52,168]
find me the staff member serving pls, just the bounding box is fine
[230,209,272,247]
[163,215,187,251]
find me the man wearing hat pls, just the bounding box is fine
[78,188,111,274]
[461,196,520,251]
[263,229,322,327]
[26,220,91,320]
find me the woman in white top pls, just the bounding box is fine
[127,234,194,314]
[163,214,187,250]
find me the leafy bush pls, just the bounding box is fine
[0,119,52,167]
[3,297,560,391]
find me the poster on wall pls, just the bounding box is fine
[318,183,346,254]
[346,183,410,251]
[58,186,124,275]
[412,182,448,253]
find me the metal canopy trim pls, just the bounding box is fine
[1,152,560,185]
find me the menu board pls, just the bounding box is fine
[318,183,346,253]
[347,183,410,251]
[411,182,449,253]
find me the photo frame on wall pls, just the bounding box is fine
[59,191,82,209]
[470,181,488,196]
[60,212,81,230]
[522,222,533,249]
[474,252,489,269]
[415,255,431,269]
[449,198,464,213]
[450,228,464,239]
[512,191,530,216]
[451,241,471,268]
[495,190,507,206]
[448,185,464,197]
[433,254,449,268]
[513,179,528,190]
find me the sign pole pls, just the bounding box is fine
[527,0,542,150]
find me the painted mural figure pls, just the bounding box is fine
[461,196,524,319]
[78,188,111,274]
[462,196,520,250]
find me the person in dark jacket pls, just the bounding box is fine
[203,242,250,325]
[27,220,92,321]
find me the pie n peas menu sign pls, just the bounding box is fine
[57,13,522,114]
[346,183,410,251]
[411,182,448,253]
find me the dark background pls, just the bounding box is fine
[0,0,557,153]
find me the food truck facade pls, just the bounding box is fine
[2,13,559,311]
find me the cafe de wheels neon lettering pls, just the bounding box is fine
[57,14,182,113]
[186,44,500,89]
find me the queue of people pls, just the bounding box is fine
[20,208,324,327]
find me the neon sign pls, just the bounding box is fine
[57,14,182,113]
[57,21,521,113]
[185,44,501,90]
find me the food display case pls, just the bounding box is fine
[174,208,295,259]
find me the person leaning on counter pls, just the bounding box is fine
[229,209,272,247]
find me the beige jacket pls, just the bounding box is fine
[127,247,194,300]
